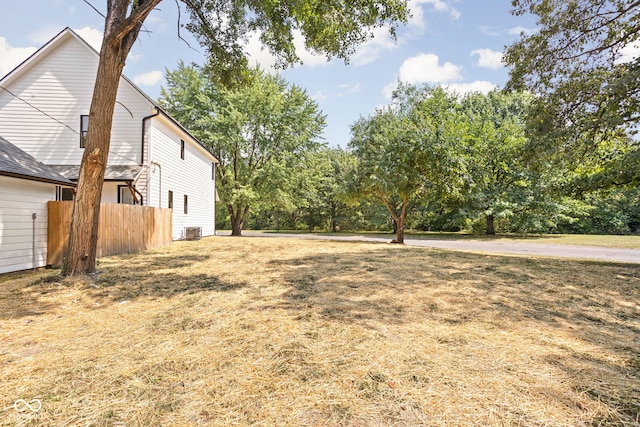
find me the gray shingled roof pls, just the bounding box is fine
[0,136,74,186]
[48,164,143,181]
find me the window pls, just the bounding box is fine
[118,185,141,205]
[212,162,215,180]
[184,195,188,214]
[168,191,173,209]
[80,115,89,148]
[56,186,75,201]
[180,139,185,160]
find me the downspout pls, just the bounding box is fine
[141,108,160,166]
[32,213,36,270]
[142,107,161,206]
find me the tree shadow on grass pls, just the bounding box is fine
[0,252,247,320]
[262,245,640,424]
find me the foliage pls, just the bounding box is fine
[457,90,536,234]
[349,85,467,243]
[160,64,325,235]
[555,187,640,234]
[182,0,408,83]
[293,148,358,231]
[504,0,640,196]
[505,0,640,138]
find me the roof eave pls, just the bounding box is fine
[0,171,75,187]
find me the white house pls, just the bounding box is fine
[0,136,74,274]
[0,28,218,248]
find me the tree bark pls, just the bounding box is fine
[394,216,405,244]
[229,203,249,236]
[379,195,408,244]
[61,0,160,275]
[486,214,495,235]
[230,214,244,236]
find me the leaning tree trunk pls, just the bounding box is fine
[380,195,408,244]
[486,214,495,235]
[61,0,159,275]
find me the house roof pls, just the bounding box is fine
[0,136,74,186]
[0,27,218,164]
[48,164,143,182]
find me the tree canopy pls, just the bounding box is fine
[459,90,535,234]
[160,64,325,235]
[349,85,466,243]
[504,0,640,139]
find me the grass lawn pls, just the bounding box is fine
[257,230,640,249]
[1,237,639,426]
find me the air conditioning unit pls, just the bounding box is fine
[185,226,202,241]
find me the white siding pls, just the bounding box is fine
[0,32,153,166]
[147,117,216,240]
[0,176,54,274]
[0,29,216,246]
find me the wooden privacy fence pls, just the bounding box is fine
[47,201,172,267]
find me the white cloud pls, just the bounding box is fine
[399,53,462,84]
[508,26,538,36]
[29,26,64,44]
[382,81,399,100]
[471,48,504,70]
[128,53,143,63]
[144,15,170,34]
[350,26,398,66]
[74,26,103,51]
[337,82,361,95]
[479,26,500,37]
[311,91,328,102]
[443,80,497,95]
[409,0,460,26]
[244,30,330,70]
[244,32,278,70]
[133,70,164,86]
[0,37,36,77]
[615,41,640,64]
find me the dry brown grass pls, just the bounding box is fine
[1,236,639,426]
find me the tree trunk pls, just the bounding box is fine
[486,214,495,235]
[331,218,337,233]
[394,215,405,244]
[61,0,159,275]
[229,203,249,236]
[230,214,244,236]
[379,196,408,244]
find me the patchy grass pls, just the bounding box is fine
[1,237,639,426]
[257,230,640,249]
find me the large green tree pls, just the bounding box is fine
[160,64,325,236]
[505,0,639,137]
[296,148,356,232]
[349,85,466,243]
[504,0,640,191]
[64,0,409,275]
[459,90,535,234]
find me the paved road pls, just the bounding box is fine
[216,231,640,264]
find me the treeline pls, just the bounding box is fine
[160,66,639,238]
[218,150,640,236]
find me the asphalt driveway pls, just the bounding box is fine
[216,231,640,263]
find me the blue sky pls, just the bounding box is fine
[0,0,538,147]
